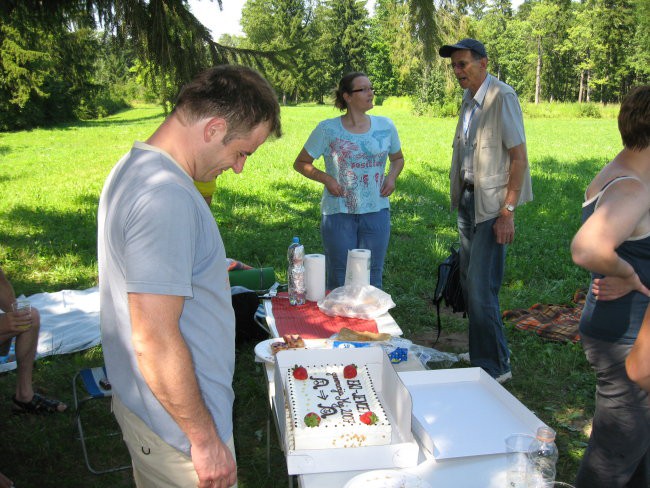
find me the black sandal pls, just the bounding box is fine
[12,393,67,414]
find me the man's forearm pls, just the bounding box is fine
[129,293,221,448]
[504,144,528,207]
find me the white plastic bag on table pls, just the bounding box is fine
[409,344,460,369]
[317,284,396,320]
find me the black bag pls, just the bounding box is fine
[433,244,466,344]
[231,287,266,346]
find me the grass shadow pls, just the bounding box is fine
[0,199,98,293]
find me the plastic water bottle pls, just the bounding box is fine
[287,237,306,306]
[527,426,559,488]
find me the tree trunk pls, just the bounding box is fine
[579,70,584,103]
[535,37,542,105]
[586,70,591,102]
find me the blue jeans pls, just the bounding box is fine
[457,188,510,377]
[321,209,390,290]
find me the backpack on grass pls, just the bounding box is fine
[231,286,266,346]
[432,244,466,344]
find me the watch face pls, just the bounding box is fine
[505,204,515,212]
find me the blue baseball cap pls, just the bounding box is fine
[439,38,487,58]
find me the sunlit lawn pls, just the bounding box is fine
[0,102,620,486]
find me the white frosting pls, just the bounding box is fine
[286,364,392,449]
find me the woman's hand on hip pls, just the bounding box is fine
[380,176,396,197]
[325,177,345,197]
[593,274,650,301]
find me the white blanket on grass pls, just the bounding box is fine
[0,287,101,373]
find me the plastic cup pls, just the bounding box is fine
[12,299,30,312]
[11,299,32,330]
[505,433,535,488]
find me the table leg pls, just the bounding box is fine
[266,408,271,474]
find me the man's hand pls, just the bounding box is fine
[493,212,515,245]
[593,274,650,301]
[192,438,237,488]
[0,308,32,333]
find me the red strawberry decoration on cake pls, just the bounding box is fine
[304,412,321,427]
[360,411,379,425]
[343,364,358,379]
[292,365,308,380]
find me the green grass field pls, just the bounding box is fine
[0,102,621,487]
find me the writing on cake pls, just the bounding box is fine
[286,363,392,449]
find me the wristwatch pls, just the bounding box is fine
[504,203,515,213]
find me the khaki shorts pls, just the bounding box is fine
[112,394,237,488]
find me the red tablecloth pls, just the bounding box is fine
[271,293,378,339]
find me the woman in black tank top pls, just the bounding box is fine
[571,85,650,488]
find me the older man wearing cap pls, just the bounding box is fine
[439,38,533,383]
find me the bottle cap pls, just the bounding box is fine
[292,236,300,243]
[535,426,556,442]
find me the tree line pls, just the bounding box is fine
[1,0,648,131]
[233,0,649,113]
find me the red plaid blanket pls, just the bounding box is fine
[502,290,585,343]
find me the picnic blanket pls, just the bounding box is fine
[271,293,379,339]
[502,289,586,343]
[0,287,101,373]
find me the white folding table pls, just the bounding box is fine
[257,299,517,488]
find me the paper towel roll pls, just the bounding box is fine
[344,249,371,286]
[304,254,326,302]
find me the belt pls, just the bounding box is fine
[462,182,474,192]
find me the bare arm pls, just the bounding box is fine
[129,293,236,488]
[0,267,16,312]
[571,178,650,297]
[294,148,344,197]
[380,150,405,197]
[0,267,32,334]
[493,143,528,245]
[626,305,650,392]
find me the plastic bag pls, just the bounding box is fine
[317,284,396,320]
[381,337,412,363]
[409,344,460,369]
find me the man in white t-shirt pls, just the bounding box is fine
[98,65,281,488]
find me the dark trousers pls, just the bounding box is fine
[576,334,650,488]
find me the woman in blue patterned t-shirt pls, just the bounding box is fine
[294,72,405,290]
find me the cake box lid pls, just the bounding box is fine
[398,368,547,459]
[273,346,419,475]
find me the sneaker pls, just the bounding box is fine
[495,371,512,384]
[458,352,471,363]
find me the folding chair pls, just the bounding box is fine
[72,366,130,474]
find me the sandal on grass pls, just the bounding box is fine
[12,393,67,414]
